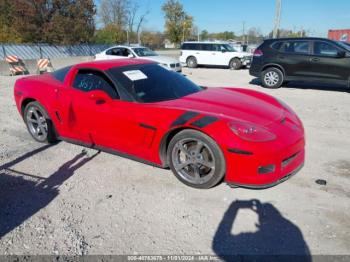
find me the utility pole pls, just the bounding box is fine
[242,21,246,44]
[273,0,282,38]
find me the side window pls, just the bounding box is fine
[202,44,213,51]
[106,48,123,56]
[191,43,201,50]
[282,41,310,54]
[72,70,119,99]
[314,41,339,56]
[182,43,190,50]
[212,45,221,51]
[271,41,284,51]
[120,48,132,57]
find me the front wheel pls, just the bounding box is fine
[229,58,242,70]
[23,101,58,143]
[261,68,284,88]
[167,130,226,189]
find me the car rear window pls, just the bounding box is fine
[51,66,72,83]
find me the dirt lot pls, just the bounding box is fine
[0,67,349,256]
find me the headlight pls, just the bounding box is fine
[275,98,303,128]
[276,98,296,115]
[229,121,276,142]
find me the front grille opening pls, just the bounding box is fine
[282,152,299,168]
[258,164,276,175]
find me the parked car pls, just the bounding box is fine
[179,41,252,70]
[250,37,350,89]
[14,59,305,189]
[95,45,182,72]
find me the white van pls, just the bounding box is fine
[179,42,252,70]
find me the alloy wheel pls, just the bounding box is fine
[171,138,216,185]
[264,71,280,86]
[25,105,48,142]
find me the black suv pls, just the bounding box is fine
[249,37,350,88]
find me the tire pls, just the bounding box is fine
[229,58,242,70]
[167,130,226,189]
[261,67,284,88]
[186,56,198,68]
[23,101,58,143]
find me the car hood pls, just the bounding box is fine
[139,55,179,65]
[158,88,284,126]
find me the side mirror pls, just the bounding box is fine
[128,54,134,58]
[337,51,346,58]
[89,90,111,104]
[221,50,227,53]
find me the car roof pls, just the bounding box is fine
[264,37,335,42]
[74,58,155,70]
[107,45,147,49]
[182,41,228,44]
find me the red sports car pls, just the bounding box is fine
[14,59,305,189]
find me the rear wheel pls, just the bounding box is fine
[261,67,284,88]
[186,56,198,68]
[167,130,226,189]
[23,101,57,143]
[229,58,242,70]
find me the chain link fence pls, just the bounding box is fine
[0,43,114,60]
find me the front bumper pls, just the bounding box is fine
[224,137,305,188]
[242,58,252,66]
[228,162,304,189]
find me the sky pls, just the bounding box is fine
[95,0,350,37]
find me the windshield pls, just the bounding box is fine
[337,41,350,51]
[132,47,158,57]
[108,64,203,103]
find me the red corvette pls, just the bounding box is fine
[14,59,305,189]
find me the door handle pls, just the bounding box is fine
[310,57,320,62]
[278,55,285,59]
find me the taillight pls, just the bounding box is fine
[253,49,263,57]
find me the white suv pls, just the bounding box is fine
[179,42,252,70]
[95,45,182,72]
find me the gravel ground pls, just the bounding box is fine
[0,67,349,256]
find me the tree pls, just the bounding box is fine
[98,0,149,44]
[267,28,308,39]
[44,0,96,44]
[162,0,193,45]
[246,27,263,44]
[94,25,123,44]
[3,0,96,44]
[0,0,22,43]
[141,30,165,49]
[200,30,209,41]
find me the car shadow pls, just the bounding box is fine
[250,77,349,93]
[0,145,100,238]
[212,200,311,262]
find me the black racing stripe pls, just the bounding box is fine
[190,116,219,128]
[171,111,200,127]
[228,148,253,155]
